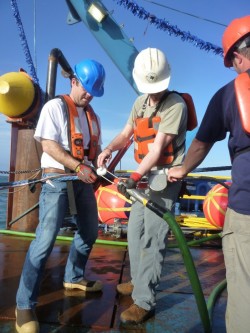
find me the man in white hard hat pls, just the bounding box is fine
[98,48,189,324]
[168,16,250,333]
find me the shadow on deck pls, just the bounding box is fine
[0,233,226,332]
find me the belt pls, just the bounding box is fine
[43,168,66,174]
[150,168,168,175]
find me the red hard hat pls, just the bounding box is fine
[222,15,250,67]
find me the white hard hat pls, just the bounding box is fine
[132,48,171,94]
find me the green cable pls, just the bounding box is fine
[168,232,222,248]
[0,229,128,247]
[0,228,222,248]
[162,210,212,333]
[128,188,212,333]
[207,278,227,321]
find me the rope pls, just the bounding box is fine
[33,0,37,72]
[10,0,39,85]
[113,0,223,57]
[0,166,120,190]
[10,0,224,87]
[0,167,231,190]
[0,168,42,175]
[0,174,77,190]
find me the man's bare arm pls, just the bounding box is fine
[168,138,213,181]
[41,139,80,171]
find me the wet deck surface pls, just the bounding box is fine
[0,233,226,333]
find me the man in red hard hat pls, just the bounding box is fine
[168,16,250,333]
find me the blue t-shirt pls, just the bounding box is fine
[196,79,250,215]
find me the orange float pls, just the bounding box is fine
[203,182,231,228]
[95,184,131,224]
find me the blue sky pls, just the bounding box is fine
[0,0,249,174]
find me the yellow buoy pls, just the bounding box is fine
[0,71,35,117]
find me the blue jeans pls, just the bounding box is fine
[16,174,98,309]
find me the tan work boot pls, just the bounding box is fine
[116,281,134,296]
[120,303,154,324]
[15,308,39,333]
[63,278,102,292]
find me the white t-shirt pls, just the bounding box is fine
[34,97,102,169]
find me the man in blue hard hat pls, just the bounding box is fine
[15,59,105,333]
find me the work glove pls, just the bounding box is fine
[75,163,97,183]
[117,172,142,200]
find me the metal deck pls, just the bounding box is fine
[0,233,226,332]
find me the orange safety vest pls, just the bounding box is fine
[235,70,250,134]
[134,116,175,165]
[134,91,197,165]
[59,94,100,161]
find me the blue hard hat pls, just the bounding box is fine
[74,59,105,97]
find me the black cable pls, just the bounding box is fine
[141,0,227,27]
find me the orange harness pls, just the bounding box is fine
[59,94,100,161]
[134,116,175,165]
[235,70,250,134]
[134,91,197,165]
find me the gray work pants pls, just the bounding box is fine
[127,180,181,310]
[222,208,250,333]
